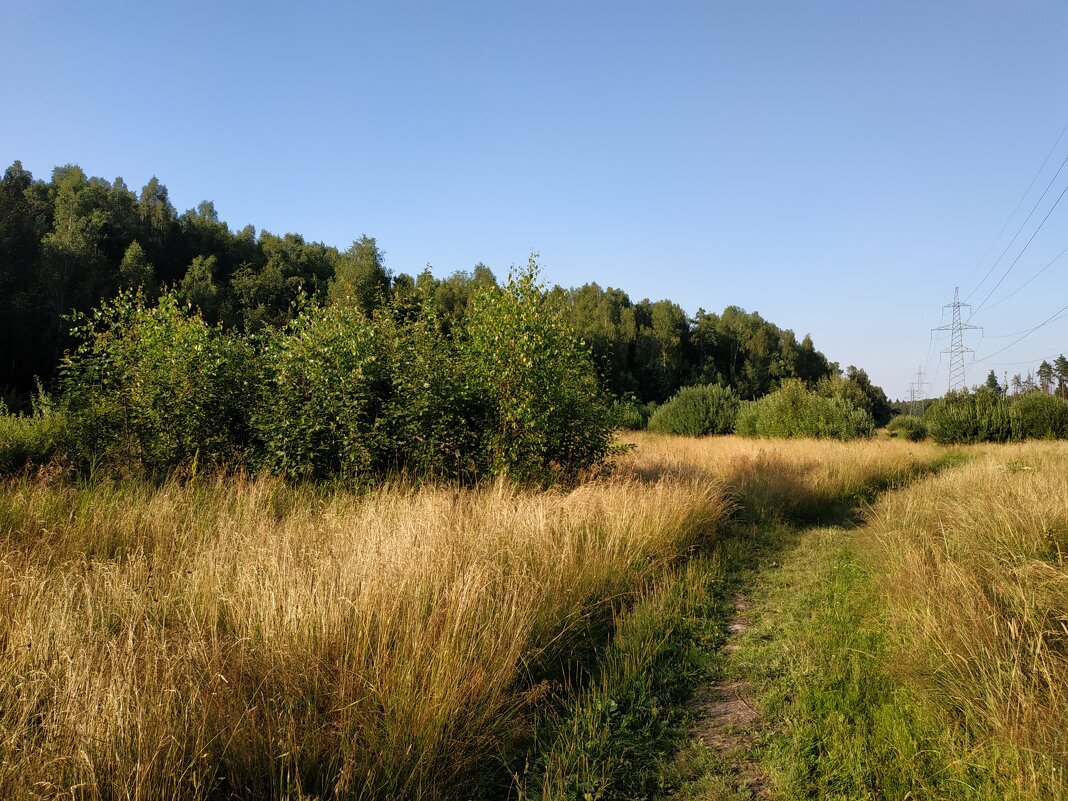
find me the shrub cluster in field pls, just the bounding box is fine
[735,378,875,440]
[647,383,739,436]
[924,387,1068,444]
[44,260,615,484]
[886,413,927,441]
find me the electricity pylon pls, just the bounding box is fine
[932,287,982,392]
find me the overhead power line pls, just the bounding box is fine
[970,181,1068,317]
[965,122,1068,305]
[976,300,1068,363]
[933,288,982,391]
[961,118,1068,292]
[981,242,1068,314]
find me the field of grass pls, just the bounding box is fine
[710,441,1068,801]
[868,442,1068,799]
[0,434,1022,800]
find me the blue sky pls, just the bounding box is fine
[3,0,1067,398]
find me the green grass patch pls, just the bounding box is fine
[735,525,1011,800]
[516,555,733,801]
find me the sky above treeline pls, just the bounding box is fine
[3,0,1067,398]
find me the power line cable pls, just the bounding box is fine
[980,241,1068,314]
[961,118,1068,291]
[976,300,1068,362]
[970,181,1068,317]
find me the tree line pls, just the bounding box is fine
[0,160,885,416]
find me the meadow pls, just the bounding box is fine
[0,435,1063,798]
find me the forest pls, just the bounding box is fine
[1,160,850,409]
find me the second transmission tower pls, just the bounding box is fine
[932,287,982,392]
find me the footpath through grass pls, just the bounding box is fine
[515,436,958,800]
[667,441,1068,801]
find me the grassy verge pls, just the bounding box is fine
[0,435,957,799]
[707,441,1068,801]
[518,436,957,801]
[732,524,1005,799]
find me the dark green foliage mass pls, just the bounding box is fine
[926,387,1068,444]
[924,388,1012,445]
[1010,391,1068,440]
[647,384,740,436]
[734,379,875,440]
[0,160,854,413]
[1,159,900,471]
[60,291,254,473]
[464,260,616,484]
[886,414,927,441]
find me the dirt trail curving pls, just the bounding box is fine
[687,595,771,798]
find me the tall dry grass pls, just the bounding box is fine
[619,433,950,522]
[0,471,726,800]
[867,442,1068,799]
[0,434,953,799]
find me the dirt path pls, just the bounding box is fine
[686,594,771,799]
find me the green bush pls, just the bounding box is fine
[252,301,389,482]
[886,414,927,441]
[252,296,491,483]
[613,397,651,430]
[925,388,1011,445]
[253,258,614,485]
[734,379,874,440]
[647,383,739,436]
[0,391,66,473]
[463,258,615,484]
[1010,391,1068,440]
[60,291,254,473]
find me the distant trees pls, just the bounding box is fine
[0,159,878,420]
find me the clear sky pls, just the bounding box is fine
[3,0,1067,398]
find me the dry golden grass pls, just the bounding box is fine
[0,470,727,799]
[867,442,1068,799]
[619,433,949,521]
[0,434,952,799]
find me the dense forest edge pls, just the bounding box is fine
[5,160,1068,483]
[0,160,900,480]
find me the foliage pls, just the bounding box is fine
[251,300,390,482]
[2,158,880,429]
[1010,390,1068,440]
[886,414,927,441]
[647,383,739,436]
[59,290,253,473]
[920,387,1068,445]
[0,387,66,473]
[817,365,893,426]
[612,396,652,430]
[734,379,875,440]
[464,257,616,484]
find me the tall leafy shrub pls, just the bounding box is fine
[0,388,66,473]
[925,388,1011,444]
[886,414,927,441]
[734,379,874,440]
[252,301,390,482]
[647,383,739,436]
[1010,391,1068,440]
[60,291,252,472]
[462,258,615,483]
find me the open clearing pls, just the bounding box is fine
[1,435,1066,799]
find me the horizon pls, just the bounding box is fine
[4,1,1067,398]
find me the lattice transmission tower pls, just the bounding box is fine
[908,366,928,416]
[932,287,982,392]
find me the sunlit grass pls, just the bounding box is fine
[0,433,955,799]
[867,442,1068,799]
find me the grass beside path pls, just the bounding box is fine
[521,436,958,801]
[693,442,1068,801]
